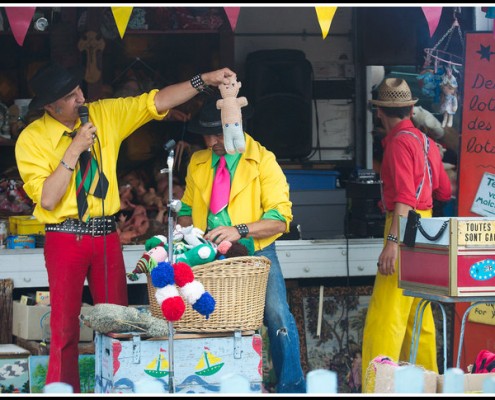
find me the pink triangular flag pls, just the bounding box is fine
[224,7,241,32]
[111,6,133,39]
[315,6,338,40]
[422,7,443,38]
[5,7,36,46]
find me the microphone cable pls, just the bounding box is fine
[94,133,109,304]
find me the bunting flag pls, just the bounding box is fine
[4,7,36,46]
[315,6,338,40]
[421,7,443,38]
[111,6,133,39]
[224,7,241,32]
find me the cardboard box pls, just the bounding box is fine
[370,362,495,393]
[35,291,50,306]
[6,235,35,249]
[399,217,495,296]
[9,215,45,235]
[0,344,30,394]
[12,301,94,341]
[95,331,263,394]
[369,362,438,393]
[437,372,495,393]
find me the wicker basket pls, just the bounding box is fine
[147,256,271,333]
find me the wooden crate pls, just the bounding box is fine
[399,217,495,296]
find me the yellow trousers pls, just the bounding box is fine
[361,210,438,393]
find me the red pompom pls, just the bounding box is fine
[161,296,186,321]
[173,261,195,287]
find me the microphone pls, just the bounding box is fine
[78,105,89,124]
[163,139,176,153]
[78,106,91,151]
[159,140,176,175]
[165,139,176,168]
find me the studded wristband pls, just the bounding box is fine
[387,234,399,244]
[235,224,249,238]
[190,74,208,92]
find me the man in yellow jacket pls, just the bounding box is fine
[177,96,305,393]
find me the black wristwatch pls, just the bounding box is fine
[235,224,249,238]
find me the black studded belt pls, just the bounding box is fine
[45,216,117,236]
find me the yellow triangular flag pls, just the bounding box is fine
[111,6,133,39]
[315,6,338,40]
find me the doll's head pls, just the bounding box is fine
[218,76,241,99]
[441,83,457,96]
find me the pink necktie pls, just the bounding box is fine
[210,156,230,214]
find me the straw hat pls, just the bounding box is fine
[369,78,418,108]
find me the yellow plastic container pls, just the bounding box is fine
[9,215,45,235]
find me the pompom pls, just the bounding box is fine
[197,244,215,260]
[173,262,195,287]
[217,240,232,255]
[225,242,249,258]
[151,261,175,288]
[155,285,180,305]
[180,280,205,304]
[161,296,186,321]
[192,292,216,318]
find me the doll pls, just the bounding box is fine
[440,83,458,128]
[216,76,248,154]
[439,67,458,128]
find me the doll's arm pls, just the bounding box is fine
[237,96,248,108]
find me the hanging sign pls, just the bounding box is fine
[468,303,495,326]
[458,32,495,217]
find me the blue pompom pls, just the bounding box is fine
[150,261,175,288]
[192,292,216,318]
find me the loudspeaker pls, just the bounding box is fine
[244,49,313,160]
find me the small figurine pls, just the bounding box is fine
[439,67,458,128]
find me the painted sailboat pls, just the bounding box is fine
[144,348,169,378]
[195,347,224,376]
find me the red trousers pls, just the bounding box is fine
[44,231,128,392]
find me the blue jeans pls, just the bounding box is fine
[255,242,306,393]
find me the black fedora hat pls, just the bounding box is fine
[28,62,84,111]
[187,95,253,136]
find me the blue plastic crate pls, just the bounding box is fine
[283,170,340,191]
